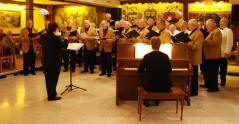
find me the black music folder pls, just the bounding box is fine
[70,31,77,36]
[169,18,178,24]
[126,30,140,38]
[145,30,160,39]
[171,32,191,43]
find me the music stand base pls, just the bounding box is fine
[61,84,87,95]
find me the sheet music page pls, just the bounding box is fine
[80,33,87,39]
[67,43,84,51]
[135,43,172,58]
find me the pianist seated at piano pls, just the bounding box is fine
[129,19,149,43]
[187,19,204,96]
[156,19,171,44]
[138,37,172,106]
[118,21,132,43]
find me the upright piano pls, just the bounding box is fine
[116,42,193,106]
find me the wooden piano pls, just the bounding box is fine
[116,42,193,106]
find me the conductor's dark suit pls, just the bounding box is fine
[138,51,172,92]
[39,33,68,99]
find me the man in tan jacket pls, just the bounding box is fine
[204,19,222,92]
[99,20,116,77]
[19,20,38,76]
[156,19,171,44]
[130,19,149,43]
[80,20,98,74]
[187,19,204,96]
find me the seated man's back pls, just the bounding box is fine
[138,37,172,92]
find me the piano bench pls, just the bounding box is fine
[137,87,185,121]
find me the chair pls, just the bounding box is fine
[137,87,185,121]
[0,46,14,72]
[137,69,189,121]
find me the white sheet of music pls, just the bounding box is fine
[67,43,84,51]
[135,43,172,58]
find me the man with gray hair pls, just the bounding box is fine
[219,17,233,86]
[203,19,222,92]
[106,13,115,27]
[187,19,204,96]
[80,20,98,74]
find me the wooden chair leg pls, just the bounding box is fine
[181,96,184,121]
[176,99,178,114]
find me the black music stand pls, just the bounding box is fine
[61,49,87,95]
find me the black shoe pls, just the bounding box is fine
[63,69,68,72]
[220,83,226,87]
[31,72,36,75]
[154,100,159,106]
[207,88,219,92]
[190,93,198,97]
[200,84,209,88]
[99,72,106,76]
[48,96,62,101]
[90,71,94,74]
[81,70,88,73]
[143,100,149,107]
[107,74,111,77]
[24,73,28,76]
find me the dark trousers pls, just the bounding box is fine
[78,48,83,66]
[205,59,220,90]
[200,50,209,86]
[62,50,76,71]
[219,58,228,84]
[191,65,198,95]
[83,49,95,72]
[44,66,61,99]
[23,46,35,73]
[100,50,112,75]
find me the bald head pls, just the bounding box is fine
[27,20,33,28]
[220,17,229,28]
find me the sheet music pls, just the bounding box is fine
[135,43,172,59]
[80,33,87,39]
[124,68,138,71]
[67,43,84,51]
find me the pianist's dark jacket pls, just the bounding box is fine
[138,51,172,92]
[39,33,68,68]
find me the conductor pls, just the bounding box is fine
[39,22,68,101]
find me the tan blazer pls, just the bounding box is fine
[135,27,149,43]
[80,26,98,51]
[203,28,222,59]
[187,29,204,65]
[159,29,171,44]
[175,18,184,30]
[99,27,116,53]
[19,28,38,53]
[119,28,132,43]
